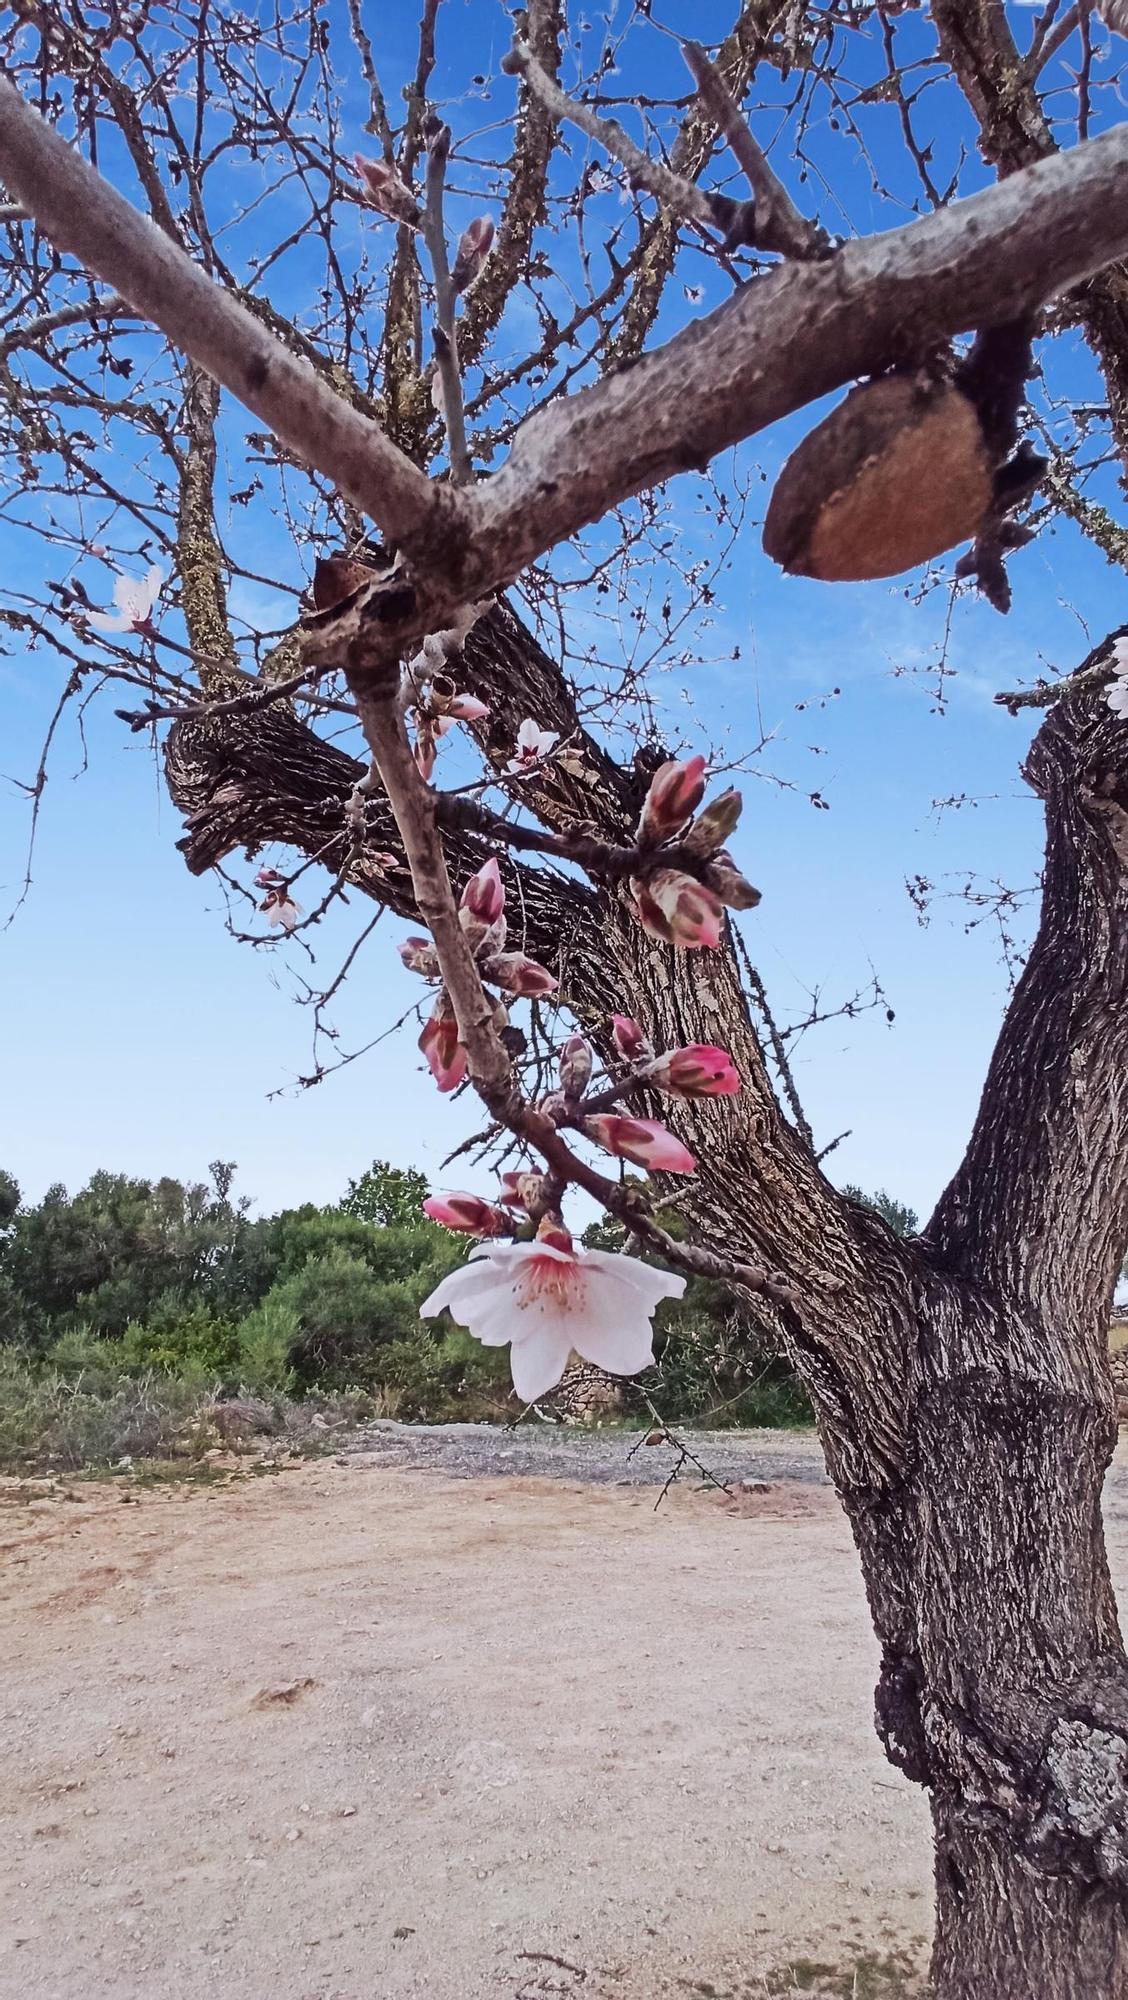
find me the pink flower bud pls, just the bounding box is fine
[445,692,490,722]
[639,754,707,843]
[419,1006,467,1093]
[558,1034,593,1100]
[399,935,441,977]
[353,153,420,226]
[584,1114,697,1175]
[683,788,743,857]
[255,866,287,887]
[611,1015,651,1062]
[423,1193,507,1236]
[631,869,723,950]
[460,856,505,925]
[647,1044,740,1098]
[452,215,495,292]
[480,952,558,997]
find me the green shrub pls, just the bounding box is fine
[118,1293,239,1379]
[235,1295,300,1392]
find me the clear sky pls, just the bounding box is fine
[2,0,1124,1226]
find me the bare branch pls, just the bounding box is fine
[680,39,829,260]
[502,39,719,234]
[421,124,472,486]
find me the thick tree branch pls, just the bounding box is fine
[462,122,1128,592]
[929,630,1128,1337]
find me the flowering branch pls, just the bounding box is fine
[346,663,795,1307]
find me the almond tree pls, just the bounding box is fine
[4,5,1128,1993]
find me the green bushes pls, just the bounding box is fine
[0,1156,821,1469]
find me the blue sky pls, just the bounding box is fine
[2,0,1125,1225]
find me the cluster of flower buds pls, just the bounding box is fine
[420,1015,742,1246]
[451,216,495,294]
[353,153,421,229]
[254,866,301,933]
[400,858,558,1091]
[521,1021,744,1179]
[629,755,760,949]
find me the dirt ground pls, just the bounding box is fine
[4,1432,1124,2000]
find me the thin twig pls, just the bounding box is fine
[502,39,719,232]
[422,123,472,487]
[680,40,830,261]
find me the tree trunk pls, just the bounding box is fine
[931,1810,1128,2000]
[862,1320,1128,2000]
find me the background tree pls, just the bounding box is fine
[4,3,1128,1994]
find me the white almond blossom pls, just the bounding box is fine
[88,565,163,634]
[420,1238,685,1402]
[506,717,558,775]
[1107,676,1128,720]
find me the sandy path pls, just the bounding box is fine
[4,1435,1119,1999]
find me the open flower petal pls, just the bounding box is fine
[419,1239,683,1399]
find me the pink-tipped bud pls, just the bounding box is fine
[255,865,287,888]
[445,692,490,722]
[498,1171,549,1213]
[460,856,505,926]
[683,788,743,857]
[398,935,441,977]
[702,850,762,912]
[423,1193,507,1236]
[480,952,558,998]
[558,1034,593,1100]
[353,153,420,226]
[638,754,708,844]
[452,215,495,293]
[611,1015,651,1062]
[419,1005,467,1093]
[647,1044,741,1098]
[631,869,724,950]
[584,1114,697,1175]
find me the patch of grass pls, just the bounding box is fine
[763,1949,924,1999]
